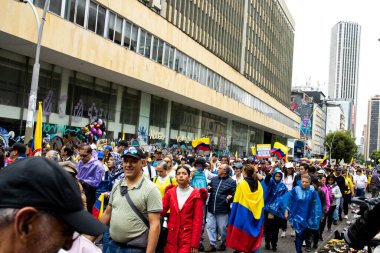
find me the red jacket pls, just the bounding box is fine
[161,185,208,253]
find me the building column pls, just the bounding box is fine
[54,68,70,126]
[227,119,233,147]
[165,101,172,146]
[112,85,124,139]
[197,110,202,138]
[137,92,151,145]
[239,0,249,74]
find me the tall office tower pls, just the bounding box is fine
[365,96,380,160]
[328,21,361,135]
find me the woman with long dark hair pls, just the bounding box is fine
[161,165,207,253]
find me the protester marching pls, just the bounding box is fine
[0,126,377,253]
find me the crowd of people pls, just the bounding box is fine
[0,140,379,253]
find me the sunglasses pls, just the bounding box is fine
[79,154,89,158]
[123,147,139,155]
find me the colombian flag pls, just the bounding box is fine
[321,154,328,167]
[92,193,105,219]
[192,137,210,152]
[226,180,264,252]
[273,142,289,162]
[270,148,286,160]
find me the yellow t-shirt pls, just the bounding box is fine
[153,175,177,198]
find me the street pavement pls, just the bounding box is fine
[202,209,356,253]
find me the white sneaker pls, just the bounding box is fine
[291,230,296,237]
[281,231,286,238]
[344,215,348,219]
[353,214,361,219]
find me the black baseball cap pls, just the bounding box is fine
[122,147,145,160]
[117,140,128,147]
[6,142,26,155]
[0,157,106,236]
[194,157,206,167]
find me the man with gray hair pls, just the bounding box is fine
[205,164,236,252]
[0,157,106,253]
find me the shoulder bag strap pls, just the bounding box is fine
[147,164,152,180]
[121,182,150,228]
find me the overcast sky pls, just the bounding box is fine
[284,0,380,143]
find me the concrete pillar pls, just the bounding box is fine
[113,85,124,139]
[165,100,172,146]
[239,0,249,74]
[227,119,233,147]
[197,110,202,138]
[137,92,151,145]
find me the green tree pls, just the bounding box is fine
[357,152,365,164]
[324,130,357,162]
[370,150,380,165]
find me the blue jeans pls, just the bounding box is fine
[200,204,207,245]
[102,226,110,253]
[333,198,343,221]
[106,240,145,253]
[206,212,229,247]
[295,230,305,253]
[356,188,365,197]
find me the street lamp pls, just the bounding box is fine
[22,0,50,144]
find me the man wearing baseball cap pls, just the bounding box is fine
[0,157,106,252]
[5,142,27,166]
[99,147,162,253]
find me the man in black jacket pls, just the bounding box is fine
[205,164,236,252]
[332,166,346,222]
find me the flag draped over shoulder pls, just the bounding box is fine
[192,137,210,152]
[92,193,105,219]
[226,180,264,252]
[33,101,43,155]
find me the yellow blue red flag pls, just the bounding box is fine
[92,193,105,219]
[192,137,210,152]
[226,180,264,252]
[33,101,43,155]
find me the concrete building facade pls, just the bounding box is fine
[326,103,345,134]
[365,95,380,160]
[0,0,299,154]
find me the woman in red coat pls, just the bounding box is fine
[162,165,208,253]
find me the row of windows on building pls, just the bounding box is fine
[31,0,298,130]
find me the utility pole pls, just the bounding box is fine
[23,0,50,144]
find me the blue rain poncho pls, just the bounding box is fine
[262,169,289,219]
[286,184,322,234]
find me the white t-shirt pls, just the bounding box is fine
[354,174,367,189]
[231,175,243,184]
[177,186,194,210]
[284,175,294,191]
[143,165,156,180]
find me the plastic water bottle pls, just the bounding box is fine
[163,217,168,228]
